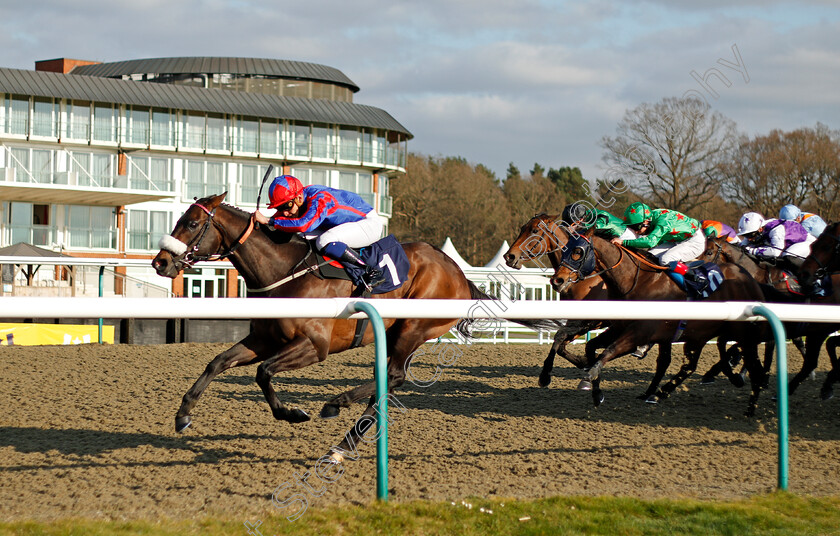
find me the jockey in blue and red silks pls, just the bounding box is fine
[253,174,386,289]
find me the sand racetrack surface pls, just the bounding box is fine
[1,339,838,522]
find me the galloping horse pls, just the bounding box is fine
[152,193,511,456]
[503,214,654,388]
[699,236,808,383]
[551,229,768,416]
[796,221,840,400]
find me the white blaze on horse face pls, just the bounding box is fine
[158,235,188,256]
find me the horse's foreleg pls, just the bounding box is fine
[742,342,765,417]
[175,334,266,432]
[255,336,322,424]
[641,343,671,402]
[656,341,705,401]
[788,330,827,396]
[700,338,730,385]
[321,320,432,419]
[539,336,560,388]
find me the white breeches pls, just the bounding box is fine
[310,210,385,250]
[649,229,707,264]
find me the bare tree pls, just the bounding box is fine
[723,124,840,220]
[601,96,738,214]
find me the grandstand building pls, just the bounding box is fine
[0,57,411,297]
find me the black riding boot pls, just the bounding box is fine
[338,248,385,290]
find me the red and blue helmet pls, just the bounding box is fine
[267,175,303,208]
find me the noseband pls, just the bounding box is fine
[163,202,255,269]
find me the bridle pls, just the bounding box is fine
[807,226,840,280]
[555,234,628,293]
[167,202,255,269]
[513,216,575,263]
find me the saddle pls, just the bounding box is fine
[666,260,724,300]
[303,234,409,295]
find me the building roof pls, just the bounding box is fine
[0,242,68,257]
[0,67,411,136]
[483,240,511,268]
[71,57,360,93]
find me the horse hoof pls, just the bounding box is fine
[320,404,340,419]
[593,392,605,407]
[577,379,592,391]
[288,409,311,423]
[175,415,192,433]
[821,388,834,401]
[729,375,745,388]
[538,374,552,388]
[644,395,658,405]
[700,376,716,385]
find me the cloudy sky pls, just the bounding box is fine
[2,1,839,181]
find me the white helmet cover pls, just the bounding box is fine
[737,212,766,236]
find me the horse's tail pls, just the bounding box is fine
[455,280,562,339]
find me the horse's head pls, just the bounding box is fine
[504,213,569,269]
[800,221,840,288]
[550,228,597,294]
[152,193,229,278]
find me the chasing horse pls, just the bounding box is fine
[551,228,769,416]
[151,192,550,458]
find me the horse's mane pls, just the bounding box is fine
[215,200,300,246]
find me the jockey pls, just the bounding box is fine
[561,202,636,241]
[736,211,816,268]
[779,204,827,238]
[701,220,740,244]
[253,175,386,289]
[611,202,705,264]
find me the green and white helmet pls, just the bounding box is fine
[623,202,652,226]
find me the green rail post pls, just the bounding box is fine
[98,266,105,344]
[351,300,389,501]
[751,304,788,490]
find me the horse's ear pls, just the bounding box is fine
[206,192,227,210]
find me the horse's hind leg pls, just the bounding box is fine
[788,330,827,396]
[321,319,443,419]
[820,335,840,401]
[175,333,267,432]
[539,334,561,387]
[255,335,322,424]
[655,341,704,402]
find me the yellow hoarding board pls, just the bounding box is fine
[0,323,114,345]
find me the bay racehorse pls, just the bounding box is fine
[151,193,551,457]
[503,214,656,388]
[698,236,808,384]
[551,228,768,416]
[796,221,840,400]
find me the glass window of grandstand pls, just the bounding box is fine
[7,202,52,246]
[4,95,29,135]
[386,133,403,167]
[374,132,386,165]
[31,97,58,138]
[67,101,91,141]
[312,125,332,159]
[339,171,374,207]
[206,113,229,152]
[9,147,30,182]
[151,108,174,147]
[239,164,260,204]
[338,127,360,161]
[128,210,169,251]
[32,149,54,184]
[185,160,225,200]
[290,167,328,187]
[69,152,92,186]
[93,103,118,143]
[67,205,116,249]
[378,175,392,216]
[291,123,310,158]
[362,130,373,162]
[283,80,309,98]
[259,119,281,155]
[127,106,150,145]
[237,117,259,154]
[91,153,115,188]
[181,112,206,149]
